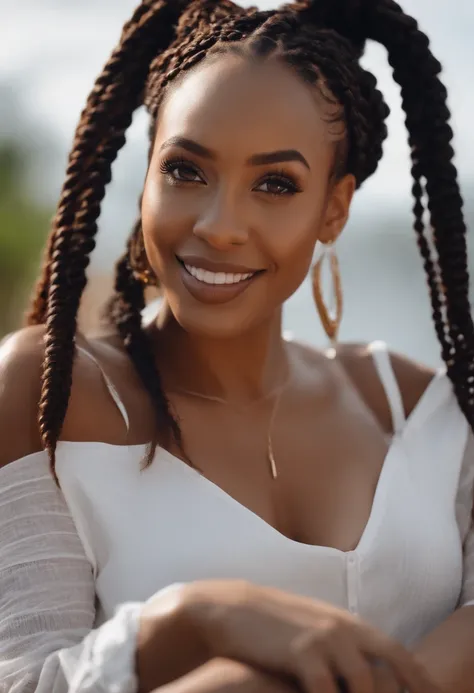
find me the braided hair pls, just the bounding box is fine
[27,0,474,483]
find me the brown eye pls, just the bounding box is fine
[255,175,301,197]
[160,158,204,184]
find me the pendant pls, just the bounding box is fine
[268,441,278,480]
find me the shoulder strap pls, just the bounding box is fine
[367,341,406,434]
[76,344,130,432]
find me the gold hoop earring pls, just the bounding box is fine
[311,242,343,358]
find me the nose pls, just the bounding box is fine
[193,193,249,250]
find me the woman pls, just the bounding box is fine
[1,0,473,691]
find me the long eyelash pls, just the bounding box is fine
[159,156,193,175]
[259,169,303,194]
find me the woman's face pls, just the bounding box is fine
[142,54,355,337]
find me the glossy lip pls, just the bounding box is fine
[177,254,264,275]
[177,258,263,305]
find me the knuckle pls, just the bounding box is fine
[318,617,342,638]
[317,617,347,646]
[293,619,339,654]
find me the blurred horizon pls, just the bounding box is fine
[1,0,473,365]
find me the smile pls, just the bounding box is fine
[183,264,256,285]
[176,256,264,305]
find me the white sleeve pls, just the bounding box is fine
[0,455,143,693]
[456,432,474,608]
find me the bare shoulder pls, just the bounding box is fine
[338,343,436,390]
[338,344,435,430]
[291,339,436,432]
[0,325,49,467]
[0,326,137,470]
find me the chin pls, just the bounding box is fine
[170,302,261,339]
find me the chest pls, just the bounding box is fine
[167,387,391,549]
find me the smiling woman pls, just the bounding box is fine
[1,1,474,693]
[140,56,353,336]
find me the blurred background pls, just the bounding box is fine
[1,0,473,365]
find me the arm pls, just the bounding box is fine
[412,607,474,693]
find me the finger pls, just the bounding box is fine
[372,663,403,693]
[293,650,339,693]
[329,640,375,693]
[359,629,441,693]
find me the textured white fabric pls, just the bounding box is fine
[1,342,474,692]
[0,458,143,693]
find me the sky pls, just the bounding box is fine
[1,0,473,362]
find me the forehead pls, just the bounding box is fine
[155,55,335,161]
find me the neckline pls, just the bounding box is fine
[155,435,400,556]
[1,366,449,557]
[157,365,449,555]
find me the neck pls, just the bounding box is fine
[153,302,290,405]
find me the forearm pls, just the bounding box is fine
[413,606,474,692]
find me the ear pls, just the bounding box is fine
[318,173,356,245]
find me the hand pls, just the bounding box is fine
[153,658,301,693]
[182,580,440,693]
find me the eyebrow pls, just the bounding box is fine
[159,136,311,170]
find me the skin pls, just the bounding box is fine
[1,54,473,692]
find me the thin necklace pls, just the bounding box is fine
[169,378,290,480]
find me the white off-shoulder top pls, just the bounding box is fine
[1,341,474,693]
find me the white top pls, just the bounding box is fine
[1,340,474,693]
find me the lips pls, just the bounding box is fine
[176,255,265,305]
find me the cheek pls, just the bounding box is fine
[141,173,192,258]
[257,190,328,306]
[261,202,323,281]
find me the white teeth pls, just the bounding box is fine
[184,264,254,285]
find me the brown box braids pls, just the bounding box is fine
[25,0,474,483]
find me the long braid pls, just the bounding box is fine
[108,175,185,469]
[360,0,474,420]
[27,0,171,326]
[30,0,193,482]
[109,230,184,464]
